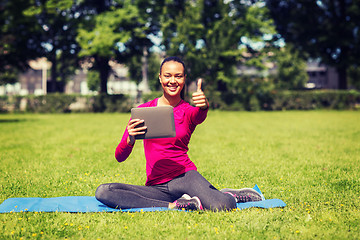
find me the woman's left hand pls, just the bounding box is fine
[192,78,209,110]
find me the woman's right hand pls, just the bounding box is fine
[127,119,147,146]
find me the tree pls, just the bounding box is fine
[348,65,360,90]
[126,52,161,91]
[0,0,44,85]
[77,6,135,93]
[160,0,205,94]
[273,45,309,90]
[87,70,100,92]
[1,0,82,91]
[123,0,165,93]
[20,0,82,92]
[265,0,360,89]
[76,0,156,94]
[161,0,275,92]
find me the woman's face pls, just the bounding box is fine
[159,61,185,98]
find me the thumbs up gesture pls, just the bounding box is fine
[192,78,209,110]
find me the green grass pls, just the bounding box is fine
[1,111,359,239]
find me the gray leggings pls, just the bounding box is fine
[95,170,236,211]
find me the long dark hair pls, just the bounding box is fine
[160,56,186,100]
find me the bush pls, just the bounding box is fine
[0,94,134,113]
[0,96,8,113]
[25,94,76,113]
[248,94,261,111]
[0,90,359,113]
[314,90,359,110]
[269,90,360,110]
[142,91,162,103]
[206,90,360,111]
[90,94,132,112]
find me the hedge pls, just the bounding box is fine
[0,94,132,113]
[207,90,360,111]
[0,90,359,113]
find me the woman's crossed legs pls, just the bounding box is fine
[95,170,236,211]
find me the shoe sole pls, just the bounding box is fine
[221,188,263,202]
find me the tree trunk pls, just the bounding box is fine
[97,56,110,94]
[338,66,347,90]
[141,46,150,93]
[50,52,57,93]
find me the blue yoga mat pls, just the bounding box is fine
[0,185,286,213]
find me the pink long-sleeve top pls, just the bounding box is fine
[115,98,208,186]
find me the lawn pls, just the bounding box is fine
[1,111,359,239]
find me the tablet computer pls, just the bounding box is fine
[131,106,176,139]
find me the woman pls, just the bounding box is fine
[95,56,261,211]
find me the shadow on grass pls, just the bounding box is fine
[0,119,33,123]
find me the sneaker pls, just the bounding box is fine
[179,194,191,200]
[173,195,203,211]
[221,188,262,203]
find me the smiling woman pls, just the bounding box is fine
[95,56,261,211]
[158,58,186,105]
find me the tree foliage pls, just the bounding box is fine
[1,0,320,94]
[265,0,360,89]
[348,65,360,90]
[273,46,309,90]
[126,53,161,91]
[77,6,138,57]
[76,0,162,94]
[77,5,139,91]
[87,70,100,92]
[22,0,82,92]
[0,0,43,85]
[161,0,276,92]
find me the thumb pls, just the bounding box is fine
[197,78,203,92]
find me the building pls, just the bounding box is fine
[0,59,140,97]
[306,61,339,89]
[0,58,341,96]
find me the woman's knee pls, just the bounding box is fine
[95,183,110,201]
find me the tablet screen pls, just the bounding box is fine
[131,106,176,139]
